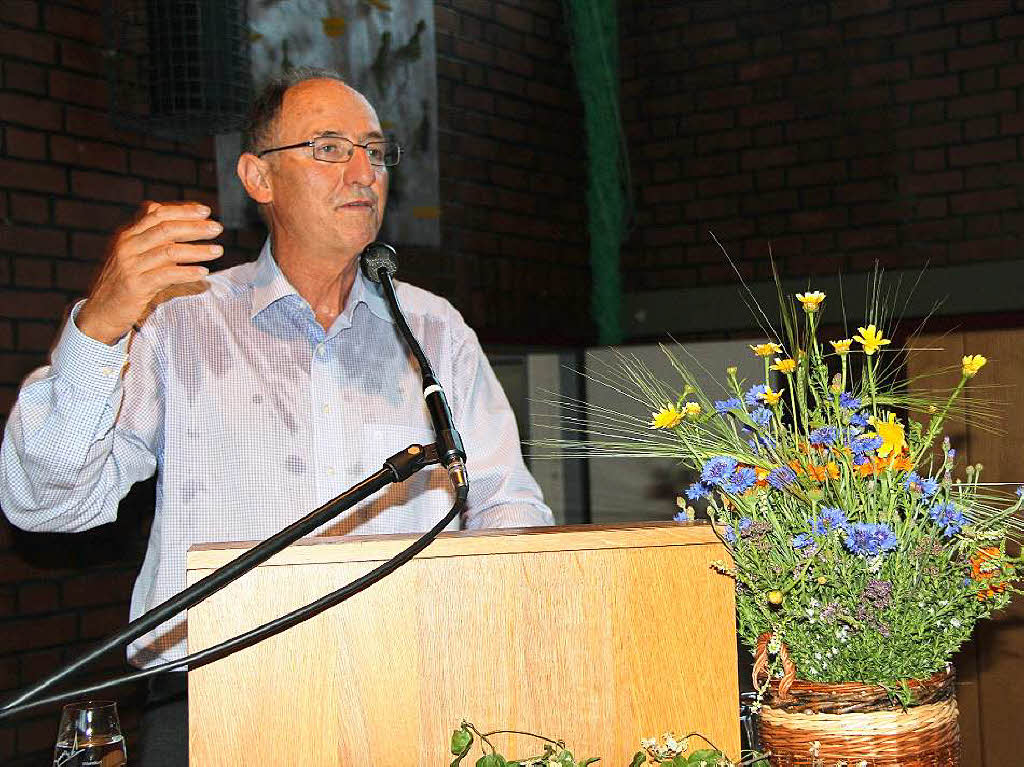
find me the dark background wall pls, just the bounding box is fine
[621,0,1024,290]
[0,0,583,762]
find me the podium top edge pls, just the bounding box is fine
[186,521,723,572]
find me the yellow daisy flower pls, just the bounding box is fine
[771,357,797,374]
[830,339,853,355]
[750,342,784,357]
[760,387,784,406]
[962,354,987,378]
[682,401,701,418]
[853,325,891,356]
[651,405,684,429]
[796,290,826,312]
[867,413,907,458]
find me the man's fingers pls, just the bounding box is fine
[140,264,212,294]
[139,241,223,267]
[122,218,224,257]
[124,202,214,239]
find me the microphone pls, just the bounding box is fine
[360,242,469,491]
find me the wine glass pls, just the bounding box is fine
[53,701,127,767]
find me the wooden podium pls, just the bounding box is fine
[186,522,739,765]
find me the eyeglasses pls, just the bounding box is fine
[256,136,402,167]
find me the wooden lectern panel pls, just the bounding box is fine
[186,522,739,765]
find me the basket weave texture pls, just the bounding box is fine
[754,636,960,766]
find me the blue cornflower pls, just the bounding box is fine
[701,456,739,487]
[1017,486,1024,498]
[851,434,883,456]
[849,413,870,430]
[905,472,939,498]
[750,407,773,427]
[767,466,798,489]
[839,392,863,410]
[722,525,736,543]
[685,481,713,500]
[714,397,743,414]
[738,518,753,536]
[726,466,759,494]
[843,523,899,556]
[792,533,814,549]
[747,438,761,455]
[744,384,768,407]
[811,506,849,535]
[947,448,956,461]
[929,502,965,537]
[808,426,838,447]
[673,509,689,523]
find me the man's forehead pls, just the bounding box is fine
[276,79,382,139]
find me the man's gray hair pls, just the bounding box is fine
[243,67,347,155]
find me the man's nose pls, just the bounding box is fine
[344,146,376,186]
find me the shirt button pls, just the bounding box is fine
[321,404,331,414]
[326,466,336,476]
[315,343,326,357]
[100,366,116,377]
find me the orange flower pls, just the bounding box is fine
[807,462,840,482]
[788,460,806,476]
[856,457,887,477]
[971,547,1006,601]
[754,466,770,489]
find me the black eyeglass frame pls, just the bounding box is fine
[256,137,403,167]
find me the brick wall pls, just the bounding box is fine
[620,0,1024,291]
[1,1,583,762]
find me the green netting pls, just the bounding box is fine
[563,0,631,345]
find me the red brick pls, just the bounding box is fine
[17,714,63,754]
[843,11,905,39]
[894,27,958,56]
[0,223,67,257]
[63,106,132,143]
[12,257,52,288]
[0,613,77,653]
[8,189,50,224]
[916,197,948,218]
[738,101,795,127]
[913,53,946,76]
[0,321,13,350]
[684,19,735,44]
[997,15,1024,38]
[17,581,59,614]
[849,60,910,87]
[48,69,107,109]
[893,76,959,102]
[17,320,61,351]
[0,92,62,131]
[453,38,494,64]
[965,116,999,141]
[69,231,110,262]
[4,127,46,160]
[741,145,798,169]
[950,187,1018,215]
[58,38,104,73]
[495,3,531,32]
[959,20,994,46]
[945,1,1010,23]
[0,26,55,63]
[70,170,144,204]
[44,4,102,43]
[80,604,128,639]
[901,171,964,196]
[950,139,1018,166]
[738,54,794,81]
[791,208,849,230]
[129,150,197,185]
[0,0,39,27]
[948,42,1014,71]
[914,148,946,171]
[948,90,1016,120]
[0,290,68,320]
[50,135,127,172]
[4,59,47,94]
[55,200,129,232]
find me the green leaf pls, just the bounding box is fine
[686,750,723,766]
[451,728,473,756]
[578,758,600,766]
[629,752,647,767]
[476,755,507,767]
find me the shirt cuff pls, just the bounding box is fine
[49,300,132,395]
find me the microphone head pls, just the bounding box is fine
[360,241,398,284]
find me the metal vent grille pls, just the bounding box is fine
[105,0,252,138]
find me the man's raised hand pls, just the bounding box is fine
[76,202,224,344]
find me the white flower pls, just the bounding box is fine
[951,618,962,628]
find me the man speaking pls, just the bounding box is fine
[0,67,552,764]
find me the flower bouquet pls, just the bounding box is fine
[542,286,1021,765]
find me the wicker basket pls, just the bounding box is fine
[753,634,960,766]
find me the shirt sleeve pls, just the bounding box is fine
[0,301,161,532]
[447,319,554,530]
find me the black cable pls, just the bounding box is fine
[0,485,467,718]
[1,447,427,716]
[376,269,436,380]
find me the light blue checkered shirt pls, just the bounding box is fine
[0,240,552,667]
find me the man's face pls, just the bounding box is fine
[262,79,389,261]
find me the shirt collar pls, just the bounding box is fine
[249,238,394,325]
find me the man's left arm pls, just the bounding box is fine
[449,328,554,530]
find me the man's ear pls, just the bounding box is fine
[237,153,273,204]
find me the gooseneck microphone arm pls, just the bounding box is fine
[360,241,469,491]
